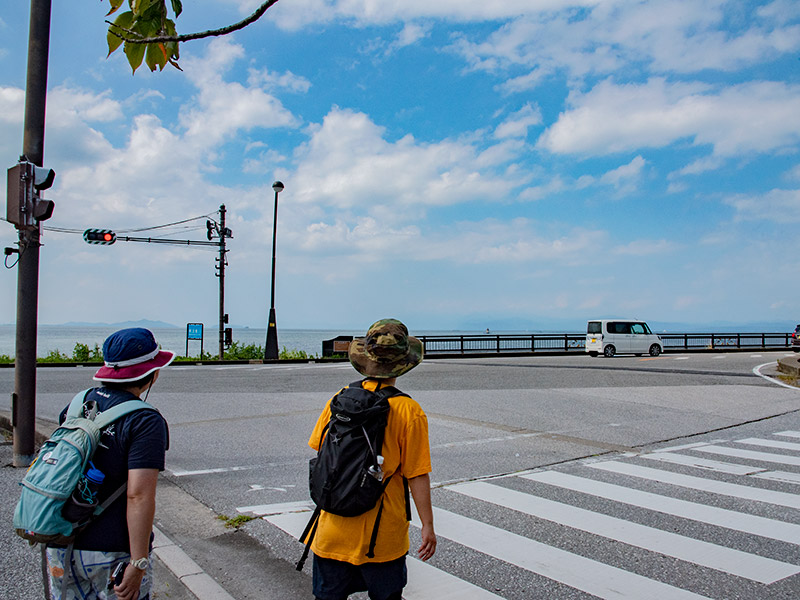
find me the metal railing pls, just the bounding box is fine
[417,332,794,356]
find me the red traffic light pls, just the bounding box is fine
[83,229,117,245]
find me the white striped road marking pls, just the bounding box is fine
[238,500,314,516]
[639,452,767,476]
[589,461,800,509]
[522,470,800,544]
[652,440,725,453]
[775,430,800,438]
[753,362,800,390]
[418,506,709,599]
[735,437,800,452]
[695,444,800,467]
[449,481,797,584]
[169,465,263,477]
[751,470,800,485]
[674,357,690,360]
[253,363,352,371]
[260,508,504,600]
[431,431,541,450]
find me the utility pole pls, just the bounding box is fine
[12,0,52,467]
[216,204,228,361]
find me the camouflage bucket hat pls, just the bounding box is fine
[349,318,424,379]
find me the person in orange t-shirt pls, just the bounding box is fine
[307,319,436,600]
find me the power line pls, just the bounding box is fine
[41,212,217,236]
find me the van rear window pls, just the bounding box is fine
[587,322,601,334]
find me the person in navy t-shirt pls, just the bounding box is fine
[46,328,174,600]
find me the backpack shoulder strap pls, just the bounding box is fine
[64,389,93,419]
[93,400,155,429]
[355,379,406,400]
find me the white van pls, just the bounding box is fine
[585,319,663,357]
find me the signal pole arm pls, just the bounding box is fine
[408,473,437,561]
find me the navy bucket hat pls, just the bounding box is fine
[94,327,175,383]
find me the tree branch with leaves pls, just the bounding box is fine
[104,0,280,73]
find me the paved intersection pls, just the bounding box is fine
[242,423,800,599]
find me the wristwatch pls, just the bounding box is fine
[131,557,150,571]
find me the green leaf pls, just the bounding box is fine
[170,0,182,18]
[124,40,146,73]
[132,0,154,16]
[145,42,167,72]
[107,11,134,56]
[106,0,126,16]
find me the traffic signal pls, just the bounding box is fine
[224,327,233,346]
[6,161,56,228]
[83,229,117,245]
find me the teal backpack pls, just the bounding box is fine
[13,389,153,545]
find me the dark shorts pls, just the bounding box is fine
[312,555,407,600]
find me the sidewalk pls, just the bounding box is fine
[0,424,311,599]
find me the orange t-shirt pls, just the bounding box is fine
[307,380,431,564]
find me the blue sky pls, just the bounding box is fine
[2,0,800,332]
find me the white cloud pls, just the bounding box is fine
[179,38,301,145]
[247,68,312,93]
[614,238,675,256]
[537,78,800,160]
[599,155,646,191]
[448,0,800,86]
[786,164,800,181]
[258,0,599,29]
[48,86,123,123]
[673,156,725,177]
[518,156,645,201]
[493,103,542,139]
[290,107,523,214]
[391,22,431,50]
[723,188,800,222]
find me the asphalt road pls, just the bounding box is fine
[2,350,799,599]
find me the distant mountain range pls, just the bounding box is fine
[2,317,796,334]
[45,319,180,329]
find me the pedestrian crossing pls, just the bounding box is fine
[239,429,800,599]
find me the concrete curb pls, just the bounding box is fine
[153,527,236,600]
[777,355,800,377]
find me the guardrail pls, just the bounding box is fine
[417,332,795,356]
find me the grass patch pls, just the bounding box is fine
[776,374,799,387]
[0,340,318,364]
[216,514,256,529]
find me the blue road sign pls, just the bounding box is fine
[187,323,204,340]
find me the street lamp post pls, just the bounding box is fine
[264,181,284,360]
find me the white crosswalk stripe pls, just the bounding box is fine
[242,429,800,599]
[587,460,800,508]
[448,481,796,583]
[694,444,800,466]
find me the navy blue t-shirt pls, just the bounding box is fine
[57,387,169,552]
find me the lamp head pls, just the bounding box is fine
[272,181,285,194]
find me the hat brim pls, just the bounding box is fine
[348,336,423,379]
[93,350,175,383]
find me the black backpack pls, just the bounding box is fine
[297,380,410,570]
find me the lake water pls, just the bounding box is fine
[0,325,489,359]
